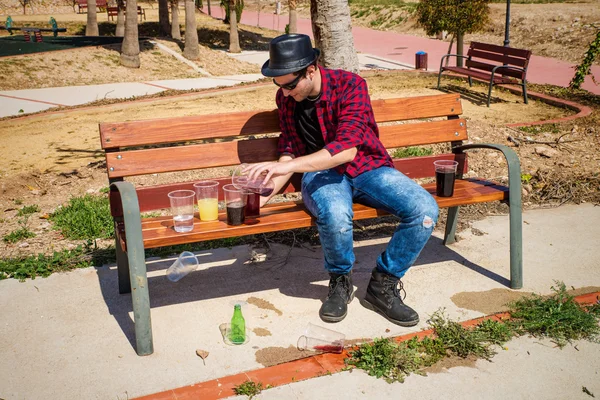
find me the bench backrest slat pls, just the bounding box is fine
[99,94,463,150]
[468,49,529,69]
[105,119,468,178]
[465,60,526,80]
[469,41,532,60]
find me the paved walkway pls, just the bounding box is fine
[1,9,598,118]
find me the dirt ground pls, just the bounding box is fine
[0,2,599,261]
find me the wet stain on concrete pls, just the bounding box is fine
[247,296,283,316]
[255,345,313,367]
[252,327,272,337]
[423,354,479,374]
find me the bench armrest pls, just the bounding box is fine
[452,143,521,195]
[439,53,469,69]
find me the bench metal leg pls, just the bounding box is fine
[437,70,443,89]
[468,76,473,87]
[443,206,460,245]
[486,81,494,107]
[111,181,154,356]
[522,82,528,104]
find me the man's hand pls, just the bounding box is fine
[245,161,293,185]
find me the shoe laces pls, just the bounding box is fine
[328,275,351,301]
[383,276,406,302]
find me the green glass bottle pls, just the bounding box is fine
[229,304,246,345]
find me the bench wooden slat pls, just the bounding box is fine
[139,178,508,249]
[444,67,517,83]
[105,119,468,178]
[469,49,529,69]
[465,60,524,80]
[98,94,463,149]
[470,42,532,59]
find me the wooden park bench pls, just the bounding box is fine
[99,93,523,356]
[76,0,107,13]
[437,41,532,107]
[106,5,146,21]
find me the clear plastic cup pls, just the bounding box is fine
[167,190,195,232]
[433,160,459,197]
[222,184,247,226]
[193,180,219,221]
[231,163,275,197]
[297,322,345,353]
[166,251,199,282]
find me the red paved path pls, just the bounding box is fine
[202,7,600,95]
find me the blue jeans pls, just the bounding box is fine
[301,167,439,279]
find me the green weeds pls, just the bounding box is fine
[391,146,433,158]
[0,246,92,281]
[3,214,36,243]
[347,283,600,384]
[508,282,600,347]
[50,194,114,240]
[17,204,40,216]
[233,380,265,399]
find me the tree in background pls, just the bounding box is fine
[228,0,241,52]
[221,0,243,24]
[85,0,99,35]
[159,0,171,36]
[171,0,182,40]
[121,0,140,67]
[416,0,490,67]
[184,0,199,58]
[115,0,125,37]
[288,0,297,33]
[310,0,359,73]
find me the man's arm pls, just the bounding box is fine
[247,146,358,188]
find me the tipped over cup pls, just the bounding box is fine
[297,322,345,353]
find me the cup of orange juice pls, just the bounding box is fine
[193,181,219,221]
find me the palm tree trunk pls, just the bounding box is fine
[183,0,199,59]
[121,0,140,67]
[288,0,297,33]
[310,0,359,73]
[171,0,181,40]
[159,0,171,36]
[228,0,241,53]
[207,0,211,16]
[116,0,125,37]
[86,0,99,36]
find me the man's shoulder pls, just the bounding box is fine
[321,67,365,91]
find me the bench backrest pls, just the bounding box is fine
[99,93,468,213]
[466,41,531,80]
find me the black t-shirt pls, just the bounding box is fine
[295,95,325,155]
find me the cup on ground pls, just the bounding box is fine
[222,184,247,226]
[433,160,459,197]
[297,322,345,353]
[166,251,199,282]
[193,180,219,221]
[168,190,195,232]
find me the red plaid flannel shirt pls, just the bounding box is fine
[276,67,393,177]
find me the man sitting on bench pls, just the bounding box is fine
[246,34,439,327]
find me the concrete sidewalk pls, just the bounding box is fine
[1,203,599,399]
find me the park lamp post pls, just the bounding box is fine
[504,0,511,47]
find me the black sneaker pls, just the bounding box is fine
[319,273,354,323]
[363,267,419,327]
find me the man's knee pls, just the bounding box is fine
[317,204,353,231]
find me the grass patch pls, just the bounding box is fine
[3,226,36,243]
[233,380,265,399]
[508,281,600,347]
[49,194,114,240]
[517,123,561,135]
[17,204,40,216]
[0,245,93,281]
[391,146,433,158]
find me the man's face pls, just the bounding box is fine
[273,66,315,102]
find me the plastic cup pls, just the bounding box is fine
[434,160,459,197]
[297,322,345,353]
[231,163,275,198]
[193,180,219,221]
[166,251,199,282]
[168,190,195,232]
[222,184,247,226]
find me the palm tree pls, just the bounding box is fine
[159,0,171,36]
[228,0,241,53]
[288,0,297,33]
[85,0,99,36]
[121,0,140,67]
[115,0,125,37]
[310,0,359,73]
[171,0,182,40]
[183,0,199,59]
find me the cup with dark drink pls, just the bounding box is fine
[231,164,275,219]
[222,184,247,226]
[434,160,459,197]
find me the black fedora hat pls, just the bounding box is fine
[261,34,320,77]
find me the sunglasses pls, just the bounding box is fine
[273,73,304,90]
